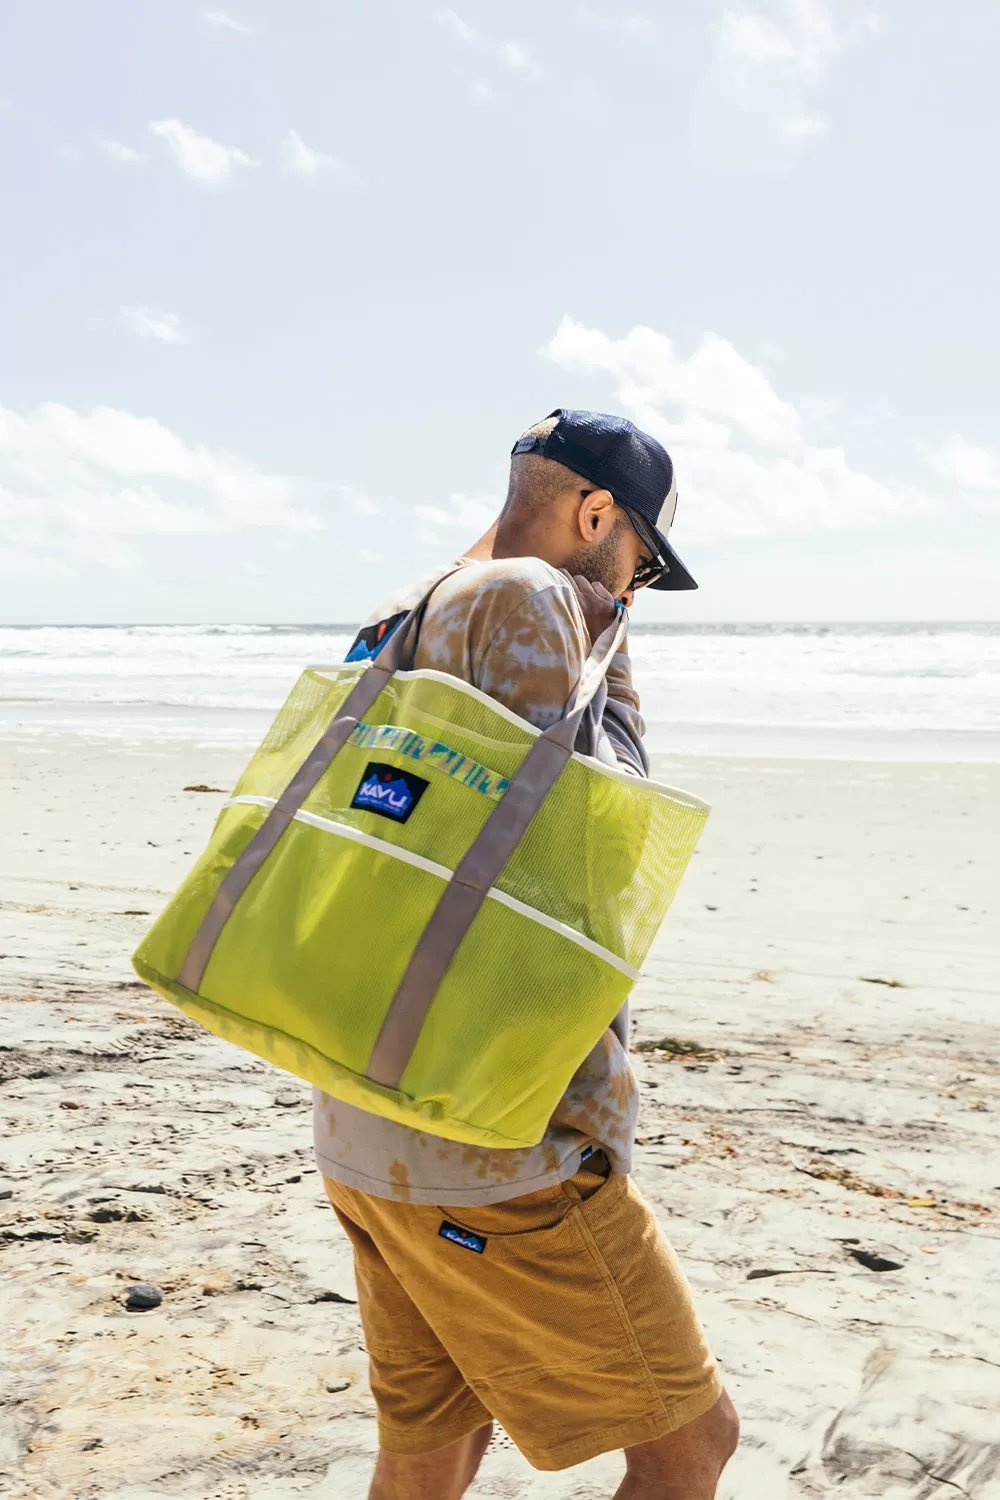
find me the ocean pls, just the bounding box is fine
[2,622,999,762]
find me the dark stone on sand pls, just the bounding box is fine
[851,1248,905,1272]
[126,1282,163,1310]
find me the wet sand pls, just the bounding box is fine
[1,739,999,1498]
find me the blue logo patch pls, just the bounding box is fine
[351,761,428,824]
[438,1220,487,1254]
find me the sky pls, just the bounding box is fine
[1,0,998,625]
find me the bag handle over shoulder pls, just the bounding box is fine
[371,565,469,673]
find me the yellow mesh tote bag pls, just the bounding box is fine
[133,574,710,1149]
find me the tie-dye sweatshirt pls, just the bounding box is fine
[313,556,645,1206]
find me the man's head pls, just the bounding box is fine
[493,410,696,604]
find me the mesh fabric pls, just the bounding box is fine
[135,665,708,1148]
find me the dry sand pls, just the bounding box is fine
[1,738,999,1499]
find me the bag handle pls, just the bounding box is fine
[372,566,468,673]
[546,605,630,748]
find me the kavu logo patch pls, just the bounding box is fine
[351,761,428,824]
[439,1220,487,1254]
[345,612,407,664]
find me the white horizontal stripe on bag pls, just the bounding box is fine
[223,795,639,980]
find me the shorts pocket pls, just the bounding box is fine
[424,1178,658,1410]
[436,1181,578,1240]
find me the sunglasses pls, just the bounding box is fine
[580,490,668,591]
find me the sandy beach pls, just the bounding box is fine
[2,737,999,1499]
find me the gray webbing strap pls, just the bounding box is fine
[365,610,629,1088]
[176,567,466,994]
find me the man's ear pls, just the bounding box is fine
[576,488,616,541]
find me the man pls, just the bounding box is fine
[317,411,739,1498]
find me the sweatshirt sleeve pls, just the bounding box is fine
[474,579,650,774]
[601,646,649,777]
[472,583,588,729]
[411,559,648,773]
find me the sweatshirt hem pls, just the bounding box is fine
[314,1143,628,1208]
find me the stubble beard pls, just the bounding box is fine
[563,523,627,595]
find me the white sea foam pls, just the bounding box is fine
[1,623,998,760]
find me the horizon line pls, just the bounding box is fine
[3,618,1000,631]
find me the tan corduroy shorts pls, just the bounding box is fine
[324,1158,722,1472]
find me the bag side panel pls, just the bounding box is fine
[196,820,445,1075]
[400,904,633,1146]
[133,802,271,988]
[496,758,708,969]
[128,963,539,1149]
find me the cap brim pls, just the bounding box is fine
[649,530,698,591]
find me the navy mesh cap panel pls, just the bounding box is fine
[511,408,696,590]
[543,410,674,529]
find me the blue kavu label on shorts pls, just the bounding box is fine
[438,1220,487,1254]
[351,761,428,823]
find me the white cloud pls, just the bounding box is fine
[415,495,497,531]
[415,493,498,550]
[719,10,804,67]
[542,316,946,546]
[433,11,543,83]
[470,80,496,104]
[621,16,661,38]
[119,306,191,345]
[101,139,146,165]
[784,112,829,138]
[0,402,319,574]
[920,435,1000,492]
[282,129,349,178]
[433,9,482,45]
[547,317,801,448]
[359,547,384,564]
[340,486,381,517]
[498,41,544,78]
[717,2,877,73]
[694,2,880,168]
[577,9,661,40]
[204,8,250,32]
[150,118,255,183]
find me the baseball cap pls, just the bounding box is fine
[511,408,697,591]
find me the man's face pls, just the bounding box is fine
[565,501,655,606]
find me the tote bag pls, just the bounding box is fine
[133,574,709,1148]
